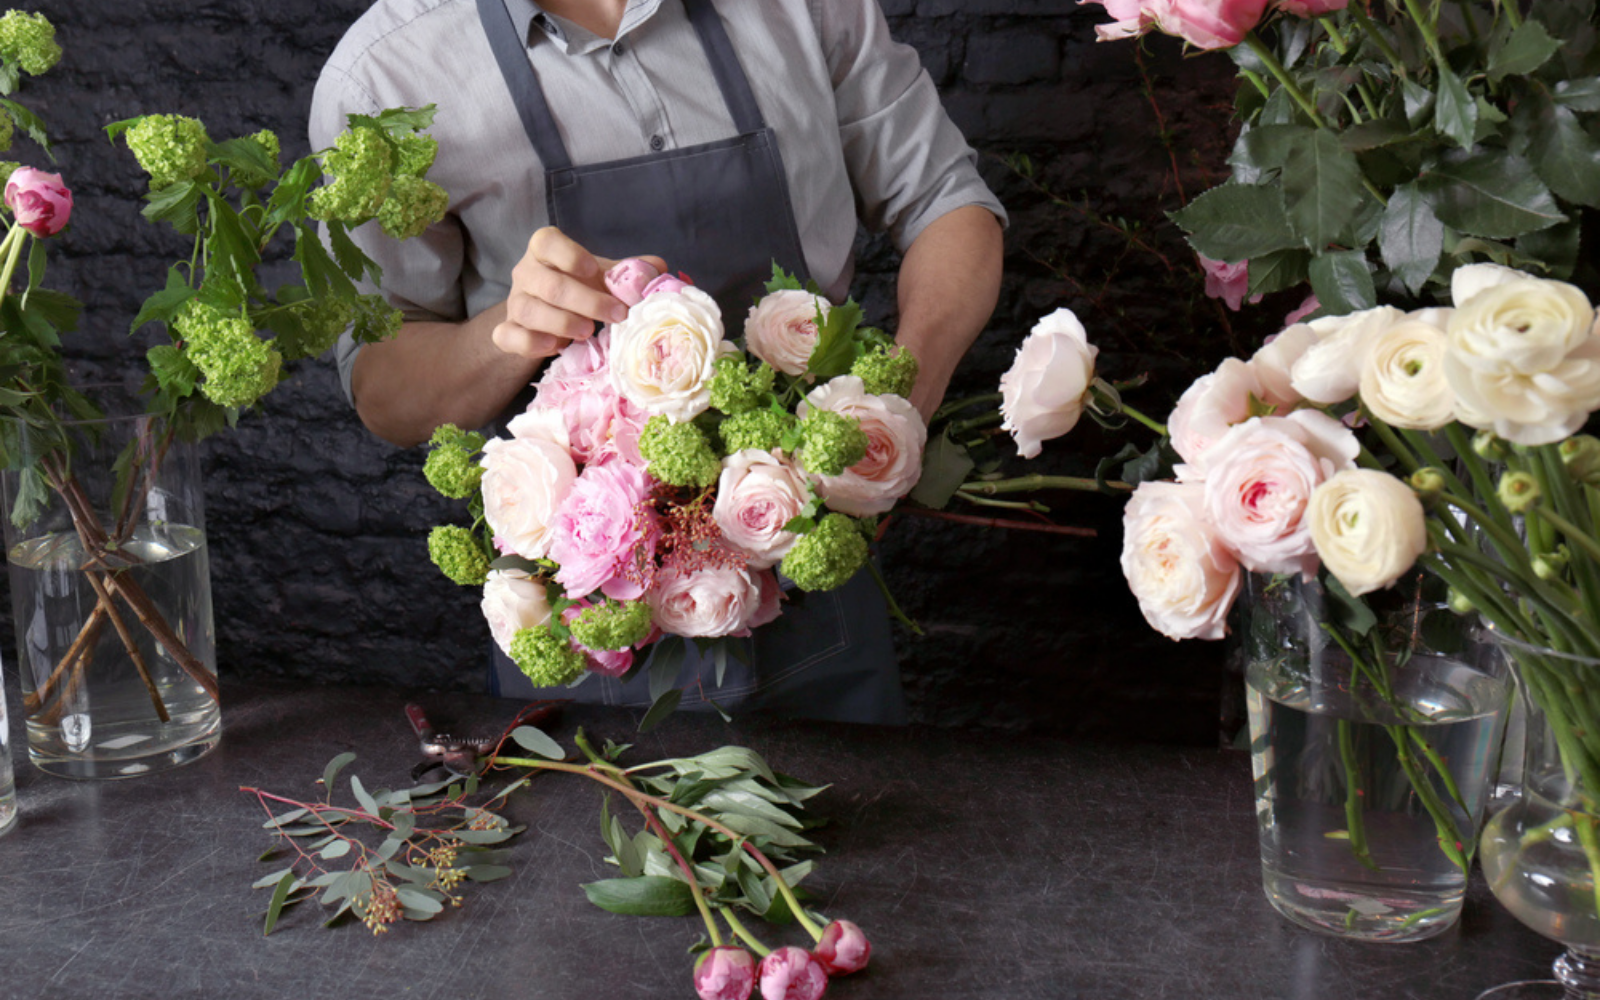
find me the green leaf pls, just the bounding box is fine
[1231,123,1312,177]
[146,344,199,398]
[211,135,279,183]
[510,725,565,760]
[736,867,772,914]
[1170,183,1301,260]
[1378,183,1445,295]
[581,876,697,917]
[349,104,439,138]
[1432,66,1477,148]
[805,298,862,380]
[1527,94,1600,208]
[1323,575,1378,636]
[648,636,685,702]
[764,261,805,294]
[130,265,197,335]
[1554,77,1600,112]
[1244,247,1310,298]
[466,865,514,882]
[639,688,683,733]
[908,429,974,508]
[263,871,296,936]
[1419,149,1566,239]
[319,839,353,860]
[1308,250,1377,315]
[252,867,297,889]
[0,97,50,155]
[714,812,814,847]
[142,180,202,235]
[1488,20,1563,80]
[326,219,381,287]
[322,752,358,792]
[349,775,381,817]
[397,886,445,919]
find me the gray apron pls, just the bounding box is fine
[476,0,906,724]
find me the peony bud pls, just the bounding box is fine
[1473,429,1510,462]
[758,945,829,1000]
[1497,471,1542,513]
[605,257,661,307]
[814,919,871,976]
[1447,588,1476,615]
[1560,435,1600,486]
[4,165,71,236]
[694,946,757,1000]
[1408,467,1447,504]
[641,272,691,298]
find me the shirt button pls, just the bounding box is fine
[649,135,665,151]
[612,40,626,55]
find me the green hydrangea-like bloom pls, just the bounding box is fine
[174,300,281,408]
[351,293,404,344]
[780,513,868,592]
[0,161,17,189]
[310,126,393,224]
[510,626,587,687]
[378,175,449,240]
[424,426,487,500]
[720,408,795,456]
[0,11,61,76]
[124,115,212,190]
[709,355,775,415]
[568,599,653,652]
[230,129,281,190]
[797,410,867,477]
[392,133,439,178]
[276,296,356,361]
[428,524,490,586]
[0,113,13,154]
[639,416,722,488]
[850,344,919,399]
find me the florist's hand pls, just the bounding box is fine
[493,226,665,359]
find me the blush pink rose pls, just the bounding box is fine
[999,307,1098,459]
[647,563,768,638]
[605,257,661,307]
[801,375,927,516]
[1167,358,1266,466]
[758,947,829,1000]
[745,288,830,376]
[694,946,757,1000]
[814,920,871,976]
[1120,480,1242,641]
[480,409,578,560]
[1199,255,1261,311]
[5,167,71,237]
[608,286,731,421]
[549,458,656,600]
[713,449,813,569]
[1249,322,1319,411]
[480,569,554,658]
[1288,305,1406,405]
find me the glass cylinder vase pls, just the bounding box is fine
[0,412,219,779]
[1239,571,1510,942]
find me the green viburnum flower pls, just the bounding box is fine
[424,425,487,500]
[510,626,587,687]
[310,125,393,224]
[709,355,775,415]
[0,11,61,76]
[229,129,281,190]
[124,114,212,190]
[639,415,722,488]
[392,133,439,178]
[850,344,919,399]
[0,160,16,190]
[427,524,489,586]
[0,113,13,153]
[378,174,449,240]
[568,599,653,652]
[351,293,404,344]
[780,512,869,592]
[720,408,795,455]
[276,296,356,361]
[797,409,867,477]
[173,300,281,408]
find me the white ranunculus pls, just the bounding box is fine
[1359,311,1456,430]
[801,375,927,516]
[1444,276,1600,445]
[480,569,554,657]
[1120,480,1241,641]
[1451,262,1526,307]
[480,414,578,560]
[1308,469,1427,596]
[1289,306,1406,405]
[744,288,829,376]
[713,449,814,569]
[998,307,1098,459]
[608,286,732,422]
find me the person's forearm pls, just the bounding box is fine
[892,204,1005,421]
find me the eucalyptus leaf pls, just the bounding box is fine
[466,865,514,883]
[322,752,358,792]
[263,871,297,936]
[349,775,381,817]
[511,725,565,760]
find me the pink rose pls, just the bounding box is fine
[647,563,769,638]
[1283,294,1321,326]
[694,946,757,1000]
[758,946,829,1000]
[814,920,871,976]
[1120,480,1242,641]
[1199,255,1261,312]
[1198,410,1360,578]
[549,458,657,600]
[605,257,661,307]
[1167,358,1265,466]
[713,450,813,569]
[999,307,1098,459]
[480,569,554,658]
[1079,0,1160,40]
[801,375,927,516]
[745,288,829,376]
[1158,0,1270,48]
[531,331,649,466]
[480,410,578,560]
[5,167,71,237]
[1275,0,1348,15]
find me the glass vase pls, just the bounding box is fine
[1239,571,1510,941]
[0,412,219,779]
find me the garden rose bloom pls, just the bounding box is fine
[1289,305,1406,404]
[758,946,829,1000]
[1120,480,1241,641]
[605,257,660,306]
[1167,358,1264,465]
[480,410,577,560]
[1444,276,1600,445]
[608,286,732,421]
[746,288,829,376]
[694,946,757,1000]
[480,569,554,657]
[647,563,768,638]
[814,920,871,976]
[1080,0,1158,40]
[999,307,1098,459]
[714,449,813,569]
[549,458,656,599]
[1359,313,1456,430]
[1199,255,1259,311]
[1308,469,1426,596]
[802,375,927,516]
[1160,0,1270,48]
[5,167,71,237]
[1199,410,1360,578]
[1250,322,1319,411]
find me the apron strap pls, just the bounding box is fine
[681,0,767,134]
[475,0,573,170]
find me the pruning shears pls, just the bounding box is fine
[405,699,566,779]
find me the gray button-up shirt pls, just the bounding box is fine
[310,0,1006,401]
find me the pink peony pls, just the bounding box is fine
[605,257,661,307]
[5,167,71,237]
[802,375,927,516]
[531,330,650,467]
[694,946,757,1000]
[713,450,813,569]
[814,920,871,976]
[745,288,829,376]
[549,459,657,600]
[1199,254,1260,312]
[758,946,829,1000]
[746,568,784,631]
[1167,358,1265,466]
[1120,480,1242,641]
[646,563,769,639]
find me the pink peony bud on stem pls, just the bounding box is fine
[813,919,871,976]
[694,946,757,1000]
[4,166,72,237]
[758,946,829,1000]
[604,257,660,306]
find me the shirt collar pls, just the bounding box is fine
[503,0,664,50]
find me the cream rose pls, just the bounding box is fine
[1288,305,1406,405]
[1120,480,1242,641]
[608,286,732,421]
[1444,276,1600,445]
[480,569,554,657]
[480,409,578,560]
[1359,311,1455,430]
[999,307,1098,459]
[801,375,927,516]
[1308,469,1427,596]
[647,563,767,638]
[1168,358,1264,466]
[1250,322,1319,410]
[744,289,829,376]
[713,449,814,569]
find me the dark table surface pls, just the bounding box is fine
[0,680,1561,1000]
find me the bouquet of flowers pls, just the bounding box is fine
[424,260,926,718]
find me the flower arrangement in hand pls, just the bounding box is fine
[426,261,924,719]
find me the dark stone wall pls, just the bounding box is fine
[3,0,1278,743]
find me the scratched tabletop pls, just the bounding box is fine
[0,679,1558,1000]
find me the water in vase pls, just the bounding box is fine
[1247,654,1507,942]
[9,524,219,778]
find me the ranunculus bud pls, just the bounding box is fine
[1560,435,1600,486]
[605,257,661,307]
[1473,429,1510,461]
[758,946,829,1000]
[694,946,757,1000]
[1534,550,1568,581]
[4,165,71,236]
[1497,471,1541,513]
[1408,467,1447,503]
[814,919,871,976]
[1448,588,1476,615]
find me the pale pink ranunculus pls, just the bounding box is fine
[605,257,661,307]
[1167,358,1265,466]
[1288,305,1406,405]
[1308,468,1427,597]
[5,167,71,237]
[814,920,871,976]
[548,458,656,600]
[694,946,757,1000]
[480,569,554,658]
[802,375,927,516]
[608,286,731,422]
[713,449,813,569]
[647,563,768,639]
[1275,0,1348,16]
[758,946,829,1000]
[745,288,830,376]
[480,409,578,560]
[1199,410,1361,578]
[1249,323,1318,412]
[1120,480,1241,641]
[999,307,1098,459]
[1199,255,1261,311]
